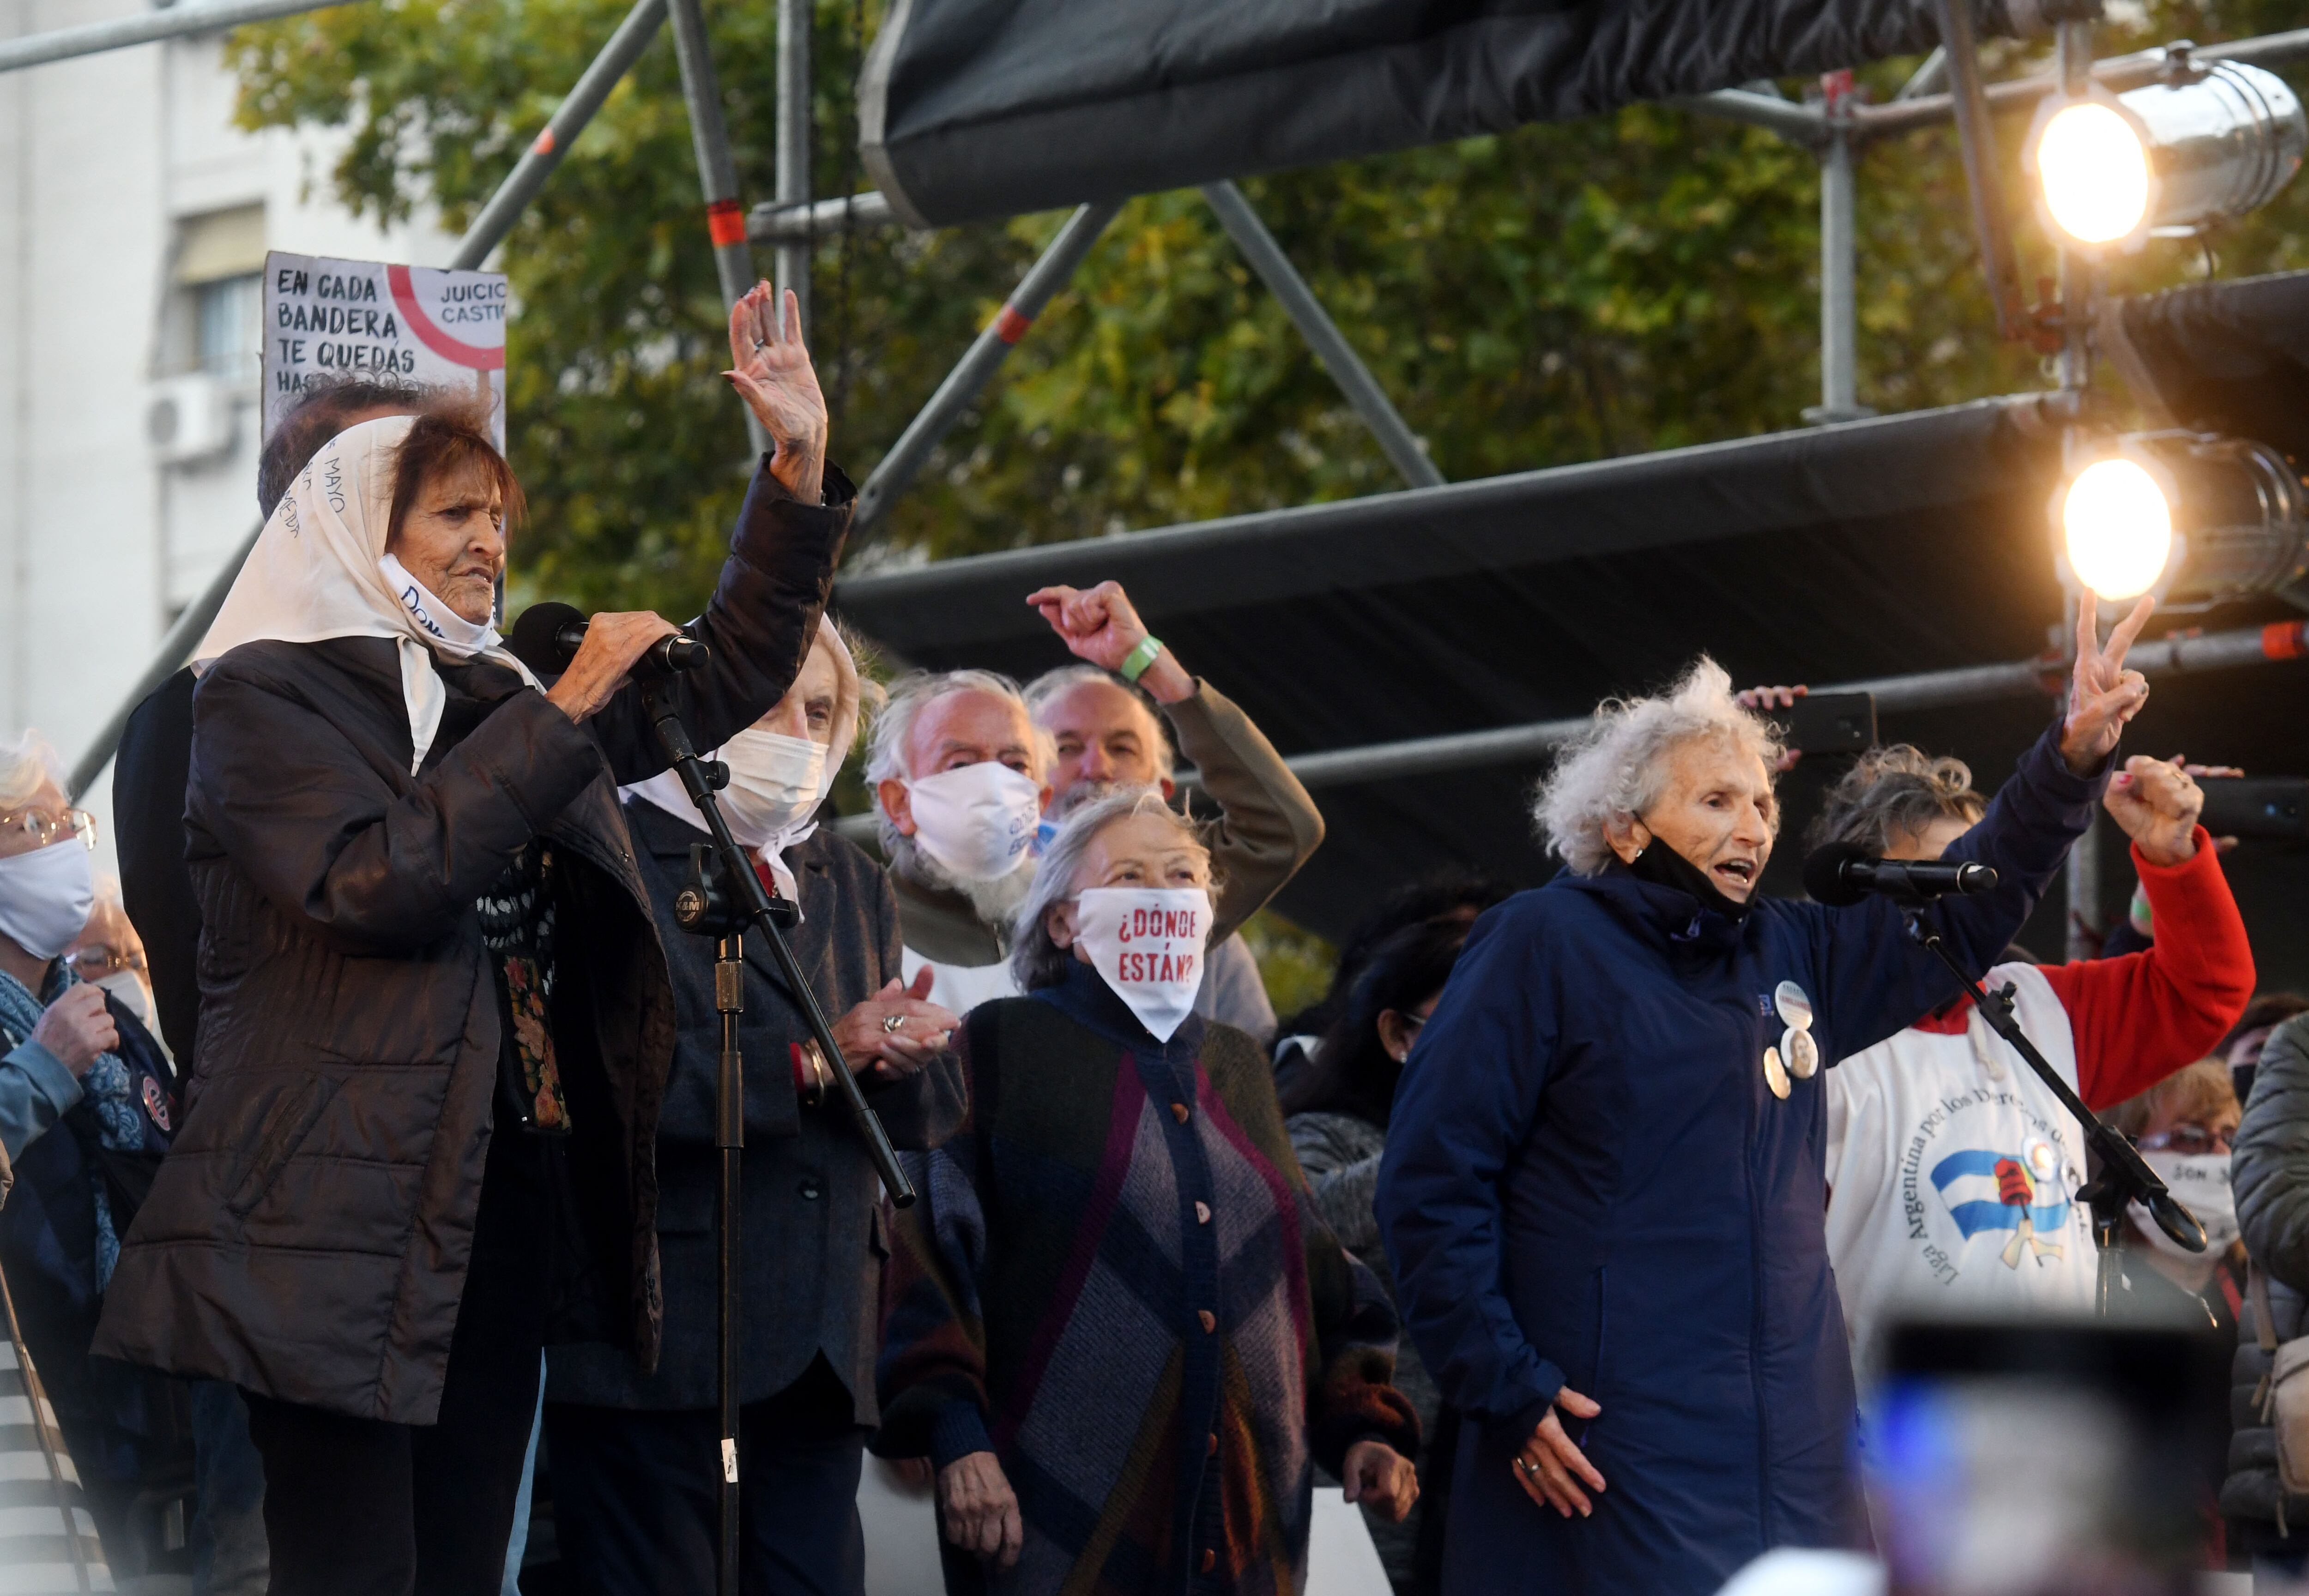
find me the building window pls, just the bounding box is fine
[169,204,266,385]
[196,273,260,382]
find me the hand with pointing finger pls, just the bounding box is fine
[2060,592,2156,777]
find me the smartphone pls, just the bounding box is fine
[2196,775,2309,839]
[1782,691,1878,755]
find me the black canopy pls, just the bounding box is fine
[860,0,2029,227]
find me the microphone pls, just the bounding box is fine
[507,601,709,679]
[1801,841,1999,908]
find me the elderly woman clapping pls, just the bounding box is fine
[94,285,849,1596]
[1376,602,2157,1596]
[876,787,1420,1595]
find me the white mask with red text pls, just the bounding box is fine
[1070,887,1211,1042]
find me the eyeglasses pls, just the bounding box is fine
[0,807,96,853]
[2138,1125,2234,1157]
[65,946,145,980]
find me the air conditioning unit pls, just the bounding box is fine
[146,374,235,465]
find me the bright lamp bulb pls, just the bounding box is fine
[2035,101,2153,244]
[2063,458,2173,598]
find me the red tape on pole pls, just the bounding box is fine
[992,305,1032,343]
[2262,621,2309,660]
[706,199,747,247]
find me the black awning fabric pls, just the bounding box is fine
[834,397,2079,937]
[2108,269,2309,464]
[858,0,2022,227]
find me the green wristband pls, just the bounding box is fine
[1119,635,1163,683]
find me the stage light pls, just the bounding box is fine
[2025,58,2306,251]
[2062,457,2171,598]
[2055,433,2309,608]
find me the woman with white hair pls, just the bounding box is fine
[544,616,967,1594]
[876,787,1419,1596]
[1375,602,2156,1596]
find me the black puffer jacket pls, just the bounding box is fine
[2224,1013,2309,1543]
[93,462,850,1426]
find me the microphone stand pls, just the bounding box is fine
[1902,904,2204,1315]
[638,679,915,1596]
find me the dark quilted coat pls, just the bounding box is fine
[92,461,850,1425]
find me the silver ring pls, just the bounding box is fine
[753,338,769,351]
[882,1014,906,1034]
[1515,1457,1536,1476]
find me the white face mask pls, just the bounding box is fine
[718,728,829,848]
[1070,887,1212,1042]
[0,841,95,961]
[378,553,502,656]
[2133,1148,2238,1259]
[906,762,1042,882]
[94,970,154,1030]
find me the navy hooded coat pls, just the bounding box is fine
[1375,720,2103,1596]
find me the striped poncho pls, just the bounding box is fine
[876,962,1418,1596]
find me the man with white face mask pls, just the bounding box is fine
[0,733,181,1568]
[868,580,1323,1018]
[1023,580,1320,1043]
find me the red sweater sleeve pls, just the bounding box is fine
[2040,826,2255,1110]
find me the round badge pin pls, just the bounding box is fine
[1784,1026,1820,1080]
[1774,980,1814,1032]
[1763,1045,1791,1100]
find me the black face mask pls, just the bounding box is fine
[1627,835,1754,924]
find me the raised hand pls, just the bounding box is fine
[2059,592,2155,777]
[2105,755,2206,867]
[1023,580,1194,703]
[1736,684,1808,773]
[724,283,828,503]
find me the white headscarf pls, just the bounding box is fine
[195,415,539,772]
[625,618,865,905]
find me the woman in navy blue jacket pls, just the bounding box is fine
[1375,601,2154,1596]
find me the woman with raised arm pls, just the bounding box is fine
[94,287,848,1596]
[1377,601,2155,1596]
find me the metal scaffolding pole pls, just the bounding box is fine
[1805,73,1870,425]
[665,0,768,455]
[68,1,671,799]
[750,190,895,242]
[1200,181,1444,490]
[1932,0,2029,339]
[849,202,1121,533]
[774,0,811,330]
[0,0,361,75]
[450,0,667,270]
[1173,620,2307,793]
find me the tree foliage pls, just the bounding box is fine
[228,0,2309,619]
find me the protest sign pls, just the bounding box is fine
[261,253,509,450]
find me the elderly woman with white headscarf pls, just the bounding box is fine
[1375,605,2158,1596]
[542,617,966,1595]
[94,285,849,1596]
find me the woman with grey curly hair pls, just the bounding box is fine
[1377,602,2161,1596]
